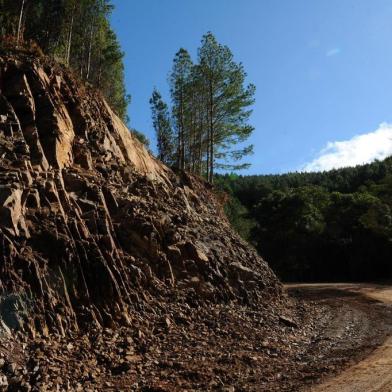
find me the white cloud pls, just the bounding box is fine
[303,123,392,172]
[326,48,341,57]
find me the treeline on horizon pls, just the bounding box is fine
[0,0,130,121]
[3,2,390,284]
[150,33,255,183]
[216,157,392,282]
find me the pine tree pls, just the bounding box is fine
[164,33,255,182]
[184,64,207,175]
[150,88,174,165]
[0,0,131,122]
[0,0,17,37]
[198,32,255,182]
[170,48,193,170]
[26,1,67,55]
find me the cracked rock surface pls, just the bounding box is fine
[0,53,281,336]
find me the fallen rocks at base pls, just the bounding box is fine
[0,287,391,391]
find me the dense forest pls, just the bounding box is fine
[0,0,130,121]
[216,157,392,282]
[150,33,255,183]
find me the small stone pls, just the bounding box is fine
[165,317,171,328]
[125,355,142,363]
[279,315,298,328]
[19,381,32,392]
[7,363,17,375]
[0,375,8,390]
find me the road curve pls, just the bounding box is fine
[308,284,392,392]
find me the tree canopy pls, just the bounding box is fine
[150,88,174,165]
[0,0,130,120]
[151,32,255,182]
[216,157,392,282]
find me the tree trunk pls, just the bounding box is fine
[190,101,195,173]
[97,47,103,88]
[177,118,182,170]
[206,125,210,182]
[86,23,94,81]
[198,112,203,176]
[16,0,26,47]
[208,81,214,183]
[66,4,76,66]
[209,127,214,183]
[180,89,185,170]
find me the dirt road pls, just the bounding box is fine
[1,283,389,391]
[292,284,392,392]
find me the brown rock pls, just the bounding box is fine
[0,187,24,235]
[0,53,281,339]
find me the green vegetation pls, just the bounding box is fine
[150,88,174,164]
[151,32,255,182]
[0,0,130,120]
[216,158,392,282]
[131,129,150,150]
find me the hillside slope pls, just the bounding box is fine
[0,54,281,338]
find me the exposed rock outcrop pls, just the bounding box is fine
[0,54,281,337]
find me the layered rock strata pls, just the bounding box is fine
[0,54,281,336]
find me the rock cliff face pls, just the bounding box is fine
[0,54,281,336]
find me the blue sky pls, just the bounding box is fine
[111,0,392,174]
